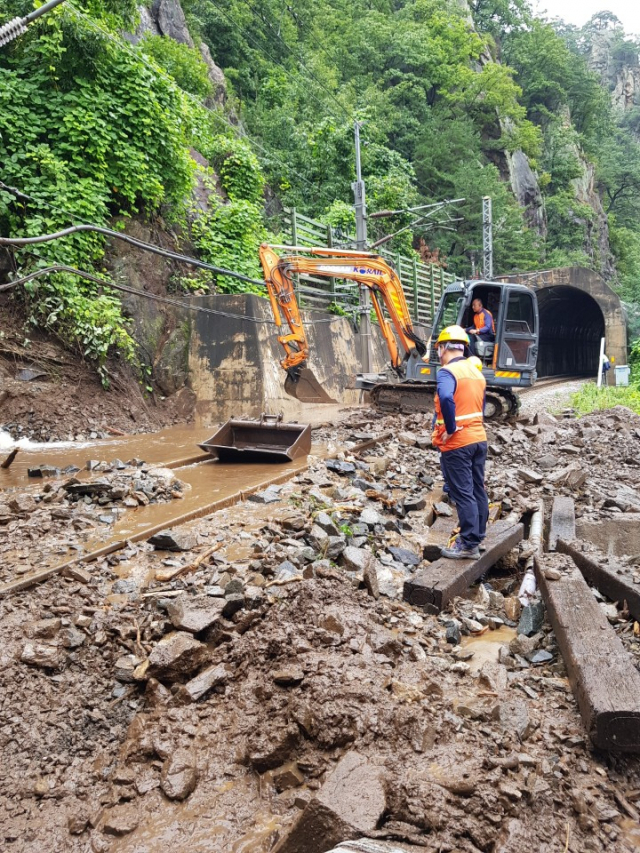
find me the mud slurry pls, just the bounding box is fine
[1,405,640,852]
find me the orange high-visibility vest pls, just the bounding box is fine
[432,358,487,452]
[473,308,495,334]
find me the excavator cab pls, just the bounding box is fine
[423,280,539,417]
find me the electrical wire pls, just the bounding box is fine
[0,264,345,326]
[0,213,265,288]
[0,264,272,322]
[0,181,358,320]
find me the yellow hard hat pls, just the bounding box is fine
[468,356,483,371]
[435,325,470,346]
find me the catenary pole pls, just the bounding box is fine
[352,121,372,373]
[482,196,493,280]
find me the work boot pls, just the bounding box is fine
[441,539,480,560]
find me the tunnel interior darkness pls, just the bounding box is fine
[536,286,605,378]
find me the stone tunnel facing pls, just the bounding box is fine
[535,285,605,378]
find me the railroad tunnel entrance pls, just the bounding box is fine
[497,267,627,380]
[536,286,604,378]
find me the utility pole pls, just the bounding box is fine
[482,196,493,280]
[0,0,67,47]
[352,121,372,373]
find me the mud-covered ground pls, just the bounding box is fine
[0,306,194,442]
[1,397,640,852]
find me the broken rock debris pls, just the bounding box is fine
[2,405,640,851]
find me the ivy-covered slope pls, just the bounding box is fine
[2,0,640,382]
[0,0,269,385]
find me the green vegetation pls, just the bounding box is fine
[570,381,640,416]
[571,337,640,415]
[2,0,640,381]
[0,1,197,383]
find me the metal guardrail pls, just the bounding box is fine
[283,207,456,325]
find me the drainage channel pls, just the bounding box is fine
[0,431,392,597]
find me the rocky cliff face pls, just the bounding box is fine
[506,145,546,238]
[586,28,640,129]
[572,155,614,277]
[130,0,227,106]
[586,29,640,112]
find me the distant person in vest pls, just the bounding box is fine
[431,326,489,559]
[465,297,495,356]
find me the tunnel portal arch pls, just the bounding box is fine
[497,267,627,379]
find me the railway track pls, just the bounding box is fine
[0,430,393,597]
[0,375,589,597]
[519,374,587,395]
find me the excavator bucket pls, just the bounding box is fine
[284,366,337,404]
[198,415,311,463]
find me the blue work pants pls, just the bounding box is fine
[440,441,488,548]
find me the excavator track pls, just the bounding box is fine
[370,383,436,416]
[370,382,520,422]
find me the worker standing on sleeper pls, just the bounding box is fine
[431,325,489,559]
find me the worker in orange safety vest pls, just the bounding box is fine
[465,297,495,357]
[431,325,489,559]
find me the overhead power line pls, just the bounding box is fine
[0,183,343,325]
[0,213,265,288]
[0,264,277,323]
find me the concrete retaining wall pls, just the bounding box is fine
[188,294,389,425]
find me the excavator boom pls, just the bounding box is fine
[259,243,425,404]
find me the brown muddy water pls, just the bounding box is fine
[0,424,214,490]
[0,423,326,590]
[85,455,309,551]
[461,625,517,673]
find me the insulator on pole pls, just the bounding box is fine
[0,0,67,47]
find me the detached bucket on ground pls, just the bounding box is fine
[198,415,311,463]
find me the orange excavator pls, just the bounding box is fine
[259,242,426,403]
[259,243,539,419]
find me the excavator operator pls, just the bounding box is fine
[431,325,489,560]
[465,297,495,356]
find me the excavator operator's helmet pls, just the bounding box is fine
[468,355,483,371]
[435,325,470,358]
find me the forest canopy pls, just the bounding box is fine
[2,0,640,371]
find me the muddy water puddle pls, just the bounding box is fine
[84,455,309,550]
[461,625,516,673]
[111,778,283,853]
[0,424,214,490]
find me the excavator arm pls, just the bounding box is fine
[259,244,426,397]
